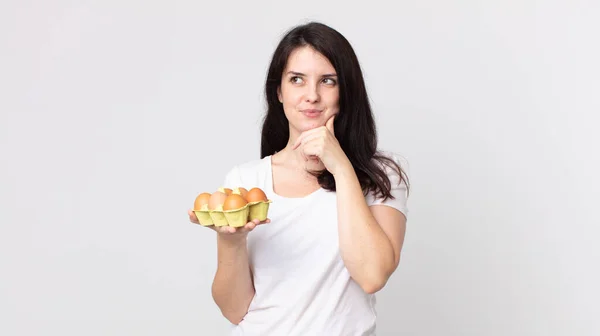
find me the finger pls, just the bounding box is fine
[188,209,199,223]
[244,222,257,231]
[301,140,322,159]
[242,219,260,230]
[256,218,271,225]
[292,136,303,150]
[296,143,310,161]
[228,223,253,235]
[299,132,322,145]
[292,127,321,150]
[326,114,336,136]
[293,130,311,150]
[215,225,233,234]
[293,133,310,150]
[295,132,323,159]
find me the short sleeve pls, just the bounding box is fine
[365,154,409,217]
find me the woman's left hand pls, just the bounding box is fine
[292,114,350,175]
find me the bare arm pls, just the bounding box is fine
[189,210,264,325]
[211,234,255,324]
[291,114,407,294]
[334,166,407,294]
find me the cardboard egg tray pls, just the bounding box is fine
[193,200,272,228]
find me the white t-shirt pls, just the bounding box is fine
[220,154,408,336]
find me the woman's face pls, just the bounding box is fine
[278,46,340,140]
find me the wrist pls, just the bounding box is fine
[332,158,354,178]
[217,233,248,248]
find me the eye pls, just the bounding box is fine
[322,77,337,85]
[290,76,303,84]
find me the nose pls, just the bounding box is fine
[304,83,320,103]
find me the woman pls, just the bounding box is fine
[189,21,409,335]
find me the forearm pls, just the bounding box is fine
[211,235,255,324]
[334,165,396,293]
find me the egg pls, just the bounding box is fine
[193,192,211,210]
[218,187,233,195]
[232,187,248,200]
[246,187,268,203]
[223,194,248,211]
[208,191,227,210]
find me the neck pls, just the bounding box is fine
[278,142,308,170]
[274,128,303,168]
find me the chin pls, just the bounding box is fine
[300,120,325,131]
[288,114,330,133]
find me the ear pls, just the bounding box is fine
[277,86,282,103]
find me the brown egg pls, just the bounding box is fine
[218,187,233,195]
[208,191,227,210]
[246,187,268,202]
[223,194,248,211]
[193,192,211,210]
[232,187,248,200]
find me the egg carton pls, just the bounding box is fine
[193,200,271,228]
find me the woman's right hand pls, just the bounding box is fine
[188,209,270,235]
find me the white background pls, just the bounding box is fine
[1,1,599,335]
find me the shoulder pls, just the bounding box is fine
[365,150,410,216]
[222,156,271,188]
[375,150,408,167]
[372,150,410,180]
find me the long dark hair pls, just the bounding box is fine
[260,22,409,201]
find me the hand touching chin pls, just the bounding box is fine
[304,156,326,173]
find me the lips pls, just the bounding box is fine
[301,109,323,118]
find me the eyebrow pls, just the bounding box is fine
[286,71,337,77]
